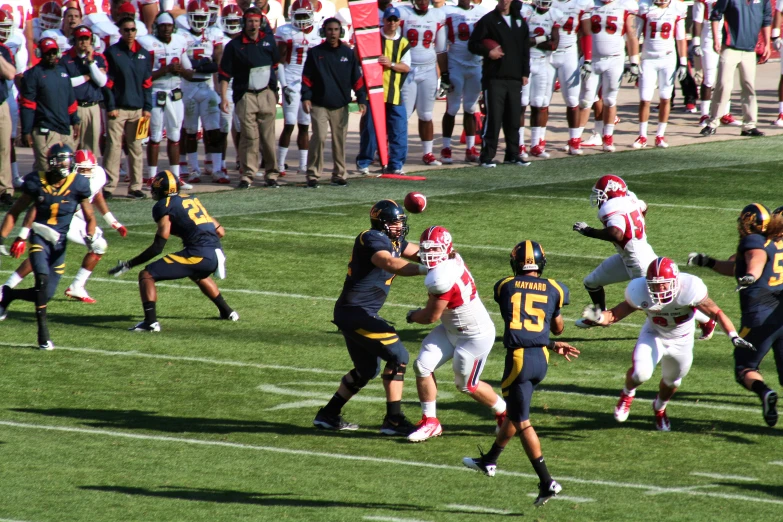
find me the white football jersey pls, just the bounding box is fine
[262,0,286,31]
[275,22,322,80]
[180,26,223,83]
[625,273,707,340]
[581,0,639,57]
[399,6,447,66]
[425,254,495,338]
[137,33,192,91]
[40,28,71,52]
[521,4,564,57]
[312,0,335,22]
[692,0,721,43]
[0,0,32,30]
[554,0,592,48]
[598,191,656,271]
[73,167,108,221]
[638,0,686,59]
[3,32,27,76]
[443,3,489,66]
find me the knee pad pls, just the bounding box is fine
[579,99,592,109]
[454,374,473,394]
[413,358,433,378]
[419,112,433,122]
[603,92,618,107]
[168,126,182,142]
[632,367,653,385]
[35,272,49,292]
[382,362,407,381]
[664,376,683,388]
[342,368,369,394]
[89,236,108,255]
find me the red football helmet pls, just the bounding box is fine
[187,0,210,31]
[221,3,243,34]
[205,0,219,25]
[0,9,13,42]
[646,257,680,306]
[290,0,314,30]
[40,1,63,30]
[591,174,628,207]
[419,226,453,269]
[74,149,97,176]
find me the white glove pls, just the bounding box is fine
[0,244,8,256]
[774,38,783,51]
[580,60,592,82]
[693,44,704,56]
[625,63,640,83]
[676,64,688,82]
[109,260,131,277]
[731,335,756,351]
[573,222,590,235]
[736,275,756,291]
[581,304,604,323]
[687,252,715,267]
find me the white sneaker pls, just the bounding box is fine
[407,416,443,443]
[227,311,239,321]
[65,286,97,304]
[614,392,634,422]
[39,341,55,351]
[774,113,783,127]
[12,174,24,189]
[582,132,602,147]
[462,456,496,477]
[631,136,648,149]
[575,318,608,329]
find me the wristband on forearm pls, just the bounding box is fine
[18,227,30,240]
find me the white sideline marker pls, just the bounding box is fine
[444,504,513,514]
[525,494,595,503]
[769,461,783,466]
[691,473,758,481]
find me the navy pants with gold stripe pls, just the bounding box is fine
[334,306,409,380]
[146,247,218,281]
[29,235,67,301]
[735,317,783,386]
[501,347,550,422]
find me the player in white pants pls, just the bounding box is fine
[771,0,783,126]
[218,3,242,176]
[632,0,687,149]
[406,226,506,442]
[0,17,27,188]
[3,150,127,303]
[581,257,753,431]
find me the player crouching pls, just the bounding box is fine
[109,170,238,331]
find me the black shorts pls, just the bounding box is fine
[334,306,409,380]
[735,320,783,384]
[145,247,218,282]
[501,347,549,422]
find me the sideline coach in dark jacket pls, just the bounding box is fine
[301,18,366,188]
[468,0,530,167]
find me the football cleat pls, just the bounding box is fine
[700,126,716,136]
[222,311,239,321]
[518,145,529,160]
[698,318,716,341]
[380,414,417,436]
[774,113,783,127]
[462,455,496,477]
[313,408,359,431]
[534,480,563,506]
[480,162,496,168]
[655,136,668,148]
[129,321,161,332]
[602,135,615,152]
[180,178,194,190]
[721,113,741,126]
[567,138,583,155]
[465,147,480,163]
[423,153,442,166]
[65,286,97,304]
[530,143,549,158]
[504,158,532,167]
[215,170,231,184]
[407,415,443,442]
[685,103,697,113]
[614,392,634,422]
[762,390,778,427]
[575,318,608,329]
[614,115,621,125]
[698,115,710,128]
[631,136,647,149]
[39,340,55,351]
[582,132,602,147]
[439,147,453,164]
[653,400,671,431]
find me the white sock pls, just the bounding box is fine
[568,128,579,140]
[726,101,731,114]
[701,100,711,116]
[170,164,180,177]
[187,152,199,171]
[299,150,308,172]
[778,101,783,113]
[540,127,547,142]
[639,121,648,137]
[11,162,18,179]
[466,135,475,148]
[576,127,584,138]
[210,153,222,174]
[277,146,288,171]
[594,120,604,135]
[518,127,525,146]
[656,122,667,137]
[147,165,157,180]
[422,141,433,155]
[693,310,711,324]
[71,267,91,289]
[622,386,636,397]
[654,396,668,412]
[491,396,506,414]
[5,272,23,288]
[205,158,213,172]
[530,127,541,147]
[604,124,615,137]
[442,137,451,149]
[421,400,437,418]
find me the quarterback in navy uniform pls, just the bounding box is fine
[463,241,579,506]
[109,170,237,332]
[0,144,96,350]
[313,199,428,436]
[688,203,783,427]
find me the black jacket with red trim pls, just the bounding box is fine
[104,39,152,112]
[59,49,108,105]
[218,29,281,103]
[301,42,366,110]
[0,43,13,101]
[20,62,79,136]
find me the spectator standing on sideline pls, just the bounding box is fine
[468,0,530,168]
[219,6,283,189]
[356,7,410,176]
[103,17,152,199]
[700,0,771,137]
[0,39,15,207]
[59,25,108,157]
[20,38,80,172]
[302,17,366,187]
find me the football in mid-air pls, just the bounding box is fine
[404,192,427,214]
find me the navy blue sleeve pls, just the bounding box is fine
[152,199,170,223]
[763,0,772,27]
[740,233,767,252]
[19,69,36,135]
[301,48,316,101]
[67,76,79,126]
[710,0,729,21]
[218,39,234,83]
[104,50,117,111]
[142,49,153,112]
[22,173,40,197]
[72,176,91,202]
[361,230,393,255]
[351,50,367,106]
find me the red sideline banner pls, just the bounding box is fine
[349,0,389,166]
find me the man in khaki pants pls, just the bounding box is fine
[301,18,366,188]
[219,7,283,189]
[103,17,153,199]
[0,43,16,207]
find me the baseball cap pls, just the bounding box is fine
[383,6,400,19]
[73,25,92,39]
[39,37,59,54]
[117,2,137,15]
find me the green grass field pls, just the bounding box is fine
[2,138,783,521]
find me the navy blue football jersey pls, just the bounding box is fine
[152,194,222,249]
[736,234,783,326]
[335,229,409,314]
[22,171,91,236]
[494,275,570,349]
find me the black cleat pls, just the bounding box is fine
[313,408,359,431]
[379,414,416,436]
[236,180,251,189]
[127,189,146,200]
[330,177,348,186]
[763,390,778,427]
[741,128,765,137]
[700,126,716,136]
[306,179,320,189]
[462,456,497,477]
[534,480,563,506]
[265,178,280,188]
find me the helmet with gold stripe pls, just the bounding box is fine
[151,170,180,201]
[510,240,547,276]
[738,203,770,237]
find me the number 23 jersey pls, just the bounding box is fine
[152,194,222,249]
[494,275,569,349]
[625,273,707,340]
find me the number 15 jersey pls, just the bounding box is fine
[494,275,569,348]
[598,192,656,271]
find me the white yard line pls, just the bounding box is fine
[690,472,758,481]
[1,420,782,506]
[524,494,595,503]
[443,504,513,514]
[769,461,783,466]
[505,194,742,212]
[543,390,757,415]
[363,517,430,522]
[300,211,349,216]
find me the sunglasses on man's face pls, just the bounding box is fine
[385,17,399,22]
[122,27,137,32]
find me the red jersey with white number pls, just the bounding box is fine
[638,0,686,59]
[137,33,192,91]
[1,0,31,30]
[625,273,707,340]
[275,22,322,80]
[443,4,489,66]
[581,0,638,57]
[521,4,564,57]
[554,0,592,48]
[598,191,656,268]
[424,254,495,338]
[399,6,446,67]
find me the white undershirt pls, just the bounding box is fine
[502,14,511,26]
